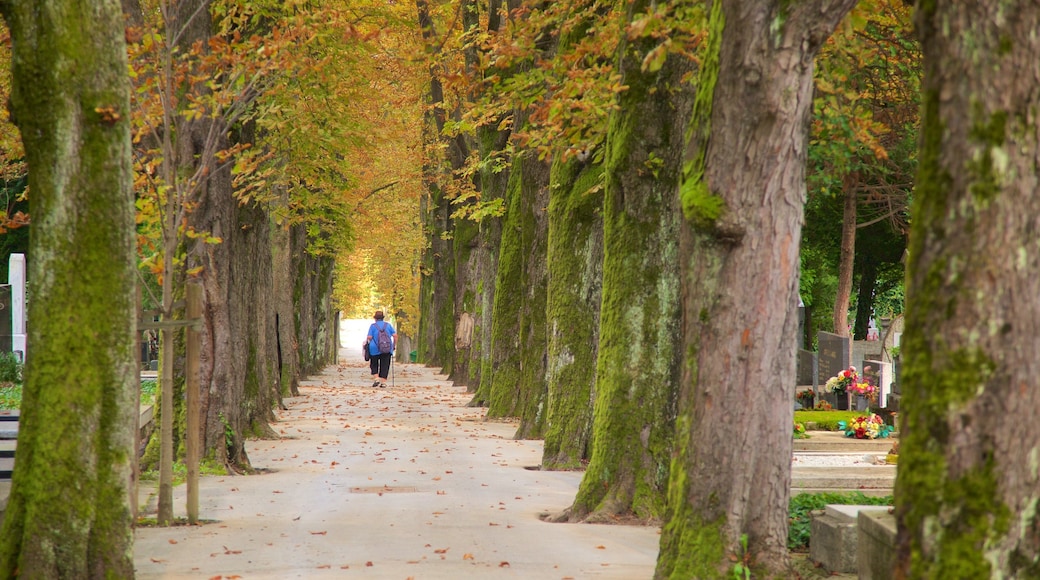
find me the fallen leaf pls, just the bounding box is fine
[310,531,327,535]
[597,545,606,550]
[463,553,475,560]
[168,539,178,545]
[434,548,449,554]
[150,558,165,563]
[499,561,510,567]
[365,561,374,567]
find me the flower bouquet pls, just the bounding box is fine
[838,413,894,440]
[795,389,814,408]
[825,366,859,394]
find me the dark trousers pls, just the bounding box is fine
[370,353,392,379]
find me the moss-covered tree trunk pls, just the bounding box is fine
[474,152,550,434]
[229,189,279,439]
[542,160,603,468]
[557,0,692,522]
[894,2,1040,577]
[290,223,337,376]
[656,0,855,576]
[0,0,137,575]
[272,184,300,398]
[465,128,509,394]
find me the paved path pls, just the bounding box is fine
[134,356,661,579]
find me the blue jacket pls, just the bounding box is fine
[367,321,396,356]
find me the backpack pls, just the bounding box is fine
[375,322,393,354]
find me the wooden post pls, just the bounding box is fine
[185,282,202,524]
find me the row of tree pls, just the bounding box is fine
[414,0,1040,576]
[0,0,425,574]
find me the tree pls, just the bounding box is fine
[0,0,137,575]
[549,0,695,522]
[894,1,1040,576]
[803,0,918,339]
[657,0,856,575]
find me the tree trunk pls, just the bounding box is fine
[0,0,137,575]
[415,0,463,373]
[557,0,691,522]
[465,127,509,394]
[542,160,603,469]
[290,223,338,376]
[894,2,1040,577]
[477,151,551,436]
[657,0,856,576]
[272,185,300,398]
[853,258,878,340]
[832,175,857,336]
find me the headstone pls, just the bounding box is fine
[818,331,851,409]
[818,331,851,380]
[862,360,892,408]
[8,255,25,360]
[797,349,817,387]
[0,285,10,352]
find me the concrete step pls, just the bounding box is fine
[794,431,896,453]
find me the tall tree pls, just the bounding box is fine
[894,1,1040,576]
[657,0,856,575]
[550,0,695,522]
[0,0,137,575]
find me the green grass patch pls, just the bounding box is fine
[140,459,228,486]
[140,378,158,406]
[0,383,21,410]
[0,379,158,411]
[789,492,893,550]
[794,410,865,431]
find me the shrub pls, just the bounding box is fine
[788,491,893,550]
[0,352,23,384]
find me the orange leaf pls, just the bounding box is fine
[462,553,475,560]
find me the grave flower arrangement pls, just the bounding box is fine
[796,389,814,408]
[825,366,858,394]
[838,413,894,440]
[846,380,877,401]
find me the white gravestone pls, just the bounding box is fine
[9,253,25,360]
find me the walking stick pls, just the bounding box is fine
[391,352,395,388]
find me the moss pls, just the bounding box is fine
[966,103,1007,203]
[542,159,603,467]
[484,162,526,416]
[657,431,729,578]
[896,78,1015,575]
[679,0,725,227]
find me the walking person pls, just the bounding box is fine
[366,310,396,388]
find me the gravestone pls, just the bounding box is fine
[862,360,892,408]
[0,285,10,352]
[8,255,25,360]
[818,331,851,410]
[888,357,902,411]
[797,349,817,387]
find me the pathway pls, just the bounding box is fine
[133,355,661,579]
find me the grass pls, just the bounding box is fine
[0,379,158,411]
[794,410,866,431]
[0,383,21,410]
[139,459,228,486]
[789,491,893,550]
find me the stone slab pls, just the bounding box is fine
[810,505,891,574]
[858,508,897,580]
